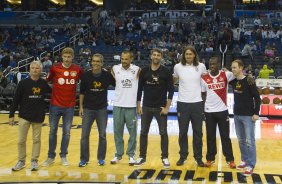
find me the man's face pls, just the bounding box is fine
[231,62,242,77]
[184,49,195,64]
[30,63,42,77]
[62,53,73,67]
[91,56,103,71]
[121,53,132,69]
[150,51,162,65]
[209,59,220,73]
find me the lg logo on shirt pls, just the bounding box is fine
[58,78,75,85]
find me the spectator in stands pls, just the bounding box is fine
[173,46,206,167]
[78,53,115,167]
[9,60,51,171]
[264,44,275,61]
[0,69,7,89]
[42,56,53,74]
[258,64,274,79]
[110,50,140,166]
[12,67,22,85]
[254,65,261,78]
[253,16,262,29]
[42,47,83,167]
[241,43,253,60]
[0,50,10,69]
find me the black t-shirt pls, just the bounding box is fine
[80,70,115,110]
[230,77,261,116]
[137,65,174,108]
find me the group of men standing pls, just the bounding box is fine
[9,46,261,177]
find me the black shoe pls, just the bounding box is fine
[196,160,205,167]
[135,157,146,166]
[176,158,186,166]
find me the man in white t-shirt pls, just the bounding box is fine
[110,50,141,166]
[201,57,236,169]
[173,46,206,167]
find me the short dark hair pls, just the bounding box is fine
[150,48,163,56]
[209,56,220,63]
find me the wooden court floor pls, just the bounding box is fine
[0,113,281,184]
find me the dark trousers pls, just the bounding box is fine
[205,110,234,162]
[139,106,168,159]
[177,101,203,161]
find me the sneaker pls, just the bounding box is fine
[98,160,105,166]
[31,160,39,171]
[12,160,25,171]
[129,157,135,166]
[61,157,69,166]
[243,166,253,176]
[162,158,170,169]
[135,157,146,166]
[42,158,54,167]
[110,157,121,164]
[227,161,236,169]
[236,161,247,170]
[205,160,215,167]
[196,160,205,167]
[176,158,186,166]
[78,160,88,167]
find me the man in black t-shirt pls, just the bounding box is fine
[230,59,261,177]
[78,53,115,167]
[135,48,174,169]
[9,61,51,172]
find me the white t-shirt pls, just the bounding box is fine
[112,64,140,107]
[174,62,207,103]
[201,71,234,112]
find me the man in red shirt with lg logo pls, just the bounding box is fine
[42,47,83,166]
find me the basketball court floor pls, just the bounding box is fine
[0,113,281,184]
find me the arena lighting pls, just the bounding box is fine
[49,0,66,5]
[89,0,103,5]
[6,0,21,5]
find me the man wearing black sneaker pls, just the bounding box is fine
[173,46,206,167]
[135,48,174,169]
[201,57,236,169]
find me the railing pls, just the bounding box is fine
[39,51,48,60]
[17,56,35,71]
[52,42,66,57]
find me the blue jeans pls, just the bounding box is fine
[48,105,74,158]
[80,108,107,162]
[234,115,256,168]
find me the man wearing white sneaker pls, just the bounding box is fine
[9,61,51,171]
[111,50,140,166]
[42,47,83,167]
[135,48,174,169]
[230,59,261,176]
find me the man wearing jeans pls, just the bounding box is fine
[110,50,140,166]
[135,48,174,168]
[230,59,261,176]
[42,47,83,166]
[9,60,51,171]
[78,53,115,167]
